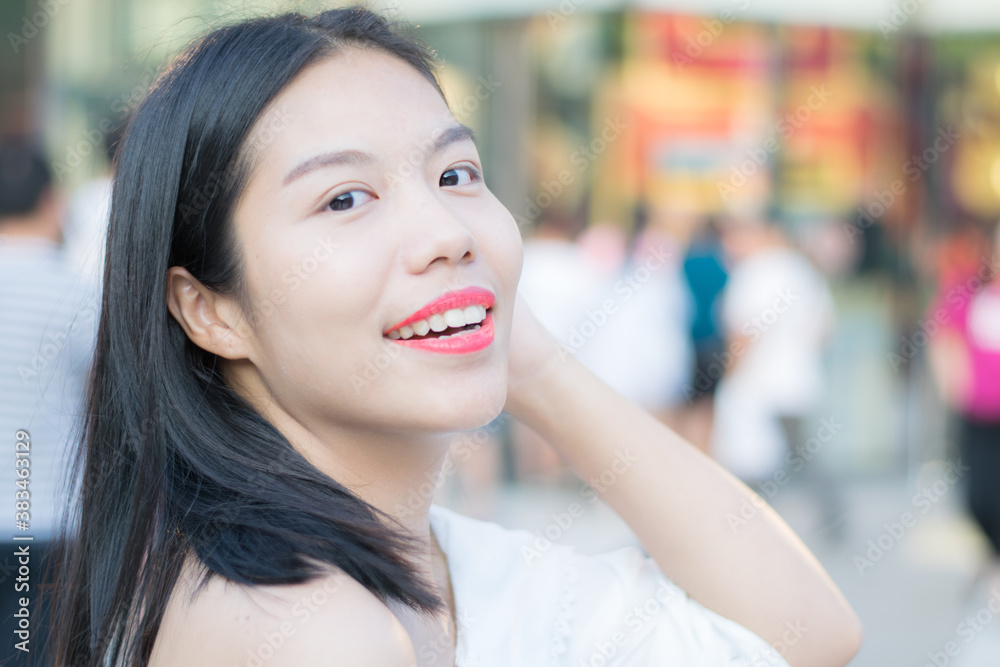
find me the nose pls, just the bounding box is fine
[396,184,478,274]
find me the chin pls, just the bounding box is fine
[419,383,508,433]
[470,394,507,429]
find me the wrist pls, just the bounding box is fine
[503,342,579,432]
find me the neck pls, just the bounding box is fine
[246,394,456,577]
[223,362,463,657]
[301,421,452,535]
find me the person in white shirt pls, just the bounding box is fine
[0,136,97,664]
[711,216,843,537]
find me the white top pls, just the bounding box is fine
[718,247,834,414]
[0,237,98,540]
[711,247,835,480]
[428,504,791,667]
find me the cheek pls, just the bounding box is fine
[478,204,524,281]
[499,216,525,292]
[510,224,525,279]
[242,235,385,379]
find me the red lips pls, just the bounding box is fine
[383,286,495,336]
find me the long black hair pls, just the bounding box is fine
[52,7,447,666]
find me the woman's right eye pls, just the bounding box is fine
[327,189,375,211]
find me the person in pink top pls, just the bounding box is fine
[928,219,1000,589]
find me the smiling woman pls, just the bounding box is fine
[50,6,862,667]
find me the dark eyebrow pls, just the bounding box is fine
[283,150,374,186]
[430,124,477,156]
[282,124,476,186]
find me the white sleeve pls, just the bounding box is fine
[565,545,793,667]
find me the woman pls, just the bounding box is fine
[52,7,862,666]
[927,220,1000,594]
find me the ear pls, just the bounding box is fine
[165,266,254,360]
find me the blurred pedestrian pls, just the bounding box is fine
[0,136,98,663]
[514,210,601,483]
[712,216,843,538]
[574,223,693,417]
[927,219,1000,593]
[678,215,729,452]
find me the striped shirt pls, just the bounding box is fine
[0,236,98,540]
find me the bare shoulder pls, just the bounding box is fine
[150,553,416,667]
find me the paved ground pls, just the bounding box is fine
[440,471,1000,667]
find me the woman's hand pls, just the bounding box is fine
[503,291,566,421]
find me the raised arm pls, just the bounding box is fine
[503,292,862,667]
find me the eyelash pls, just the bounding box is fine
[326,189,374,212]
[324,165,482,212]
[440,165,482,187]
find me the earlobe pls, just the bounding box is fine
[165,267,253,360]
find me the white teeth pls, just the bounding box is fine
[386,305,489,339]
[444,308,466,329]
[428,313,448,332]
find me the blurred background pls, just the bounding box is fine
[4,0,1000,664]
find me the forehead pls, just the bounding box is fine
[246,47,452,166]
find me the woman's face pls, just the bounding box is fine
[227,48,523,437]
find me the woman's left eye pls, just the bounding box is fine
[327,189,375,212]
[440,166,479,187]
